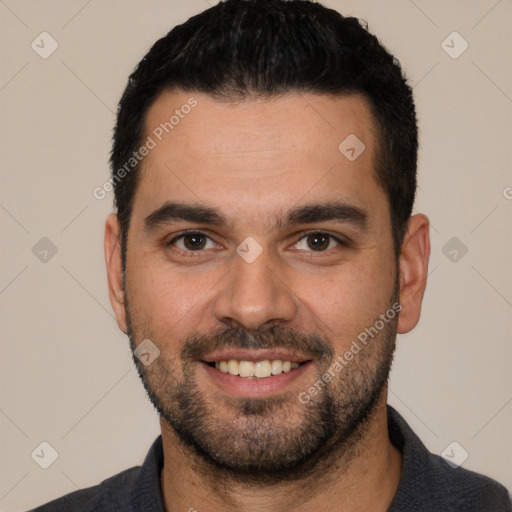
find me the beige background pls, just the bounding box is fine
[1,0,511,510]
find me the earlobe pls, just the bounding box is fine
[104,213,128,333]
[397,214,431,334]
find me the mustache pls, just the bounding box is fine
[181,324,334,362]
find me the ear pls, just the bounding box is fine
[105,213,127,333]
[397,214,430,334]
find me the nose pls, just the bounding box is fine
[213,245,297,331]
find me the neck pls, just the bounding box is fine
[160,390,402,512]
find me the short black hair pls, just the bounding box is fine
[111,0,418,263]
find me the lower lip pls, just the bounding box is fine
[200,362,312,398]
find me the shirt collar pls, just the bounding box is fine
[130,435,166,511]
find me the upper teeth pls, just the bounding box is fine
[214,360,300,378]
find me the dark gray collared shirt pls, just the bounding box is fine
[32,406,511,511]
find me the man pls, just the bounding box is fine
[34,0,511,510]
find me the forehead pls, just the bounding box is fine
[135,89,385,229]
[143,88,377,160]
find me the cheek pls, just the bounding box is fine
[126,259,220,336]
[298,258,394,346]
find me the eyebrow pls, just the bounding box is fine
[143,201,368,232]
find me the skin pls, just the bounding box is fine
[105,89,430,511]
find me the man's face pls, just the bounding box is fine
[115,90,401,476]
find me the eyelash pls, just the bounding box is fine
[166,230,347,256]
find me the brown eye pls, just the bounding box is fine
[168,232,216,252]
[294,232,342,252]
[306,233,330,251]
[182,233,207,250]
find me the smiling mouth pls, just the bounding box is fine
[204,359,308,379]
